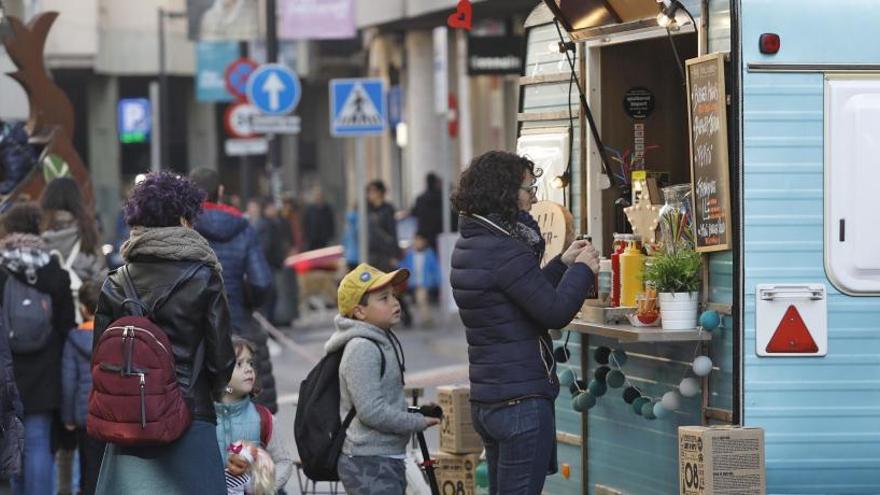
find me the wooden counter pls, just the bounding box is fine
[567,318,712,343]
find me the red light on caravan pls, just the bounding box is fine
[759,33,780,54]
[765,305,818,354]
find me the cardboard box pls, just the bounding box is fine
[438,385,483,454]
[678,426,766,495]
[434,451,480,495]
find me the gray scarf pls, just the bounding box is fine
[121,226,221,272]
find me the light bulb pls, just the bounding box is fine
[656,12,672,28]
[551,173,570,189]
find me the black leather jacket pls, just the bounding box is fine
[94,258,236,424]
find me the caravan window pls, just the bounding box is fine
[825,77,880,295]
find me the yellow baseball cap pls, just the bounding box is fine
[338,263,410,317]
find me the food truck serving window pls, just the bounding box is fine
[825,77,880,295]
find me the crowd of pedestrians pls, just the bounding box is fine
[0,158,562,494]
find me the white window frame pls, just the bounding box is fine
[824,75,880,295]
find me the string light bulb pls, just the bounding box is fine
[551,172,570,189]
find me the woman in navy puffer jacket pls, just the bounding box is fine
[450,151,600,494]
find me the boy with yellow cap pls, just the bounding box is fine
[326,263,440,494]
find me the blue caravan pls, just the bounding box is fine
[518,1,880,493]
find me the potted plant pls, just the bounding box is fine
[643,248,702,330]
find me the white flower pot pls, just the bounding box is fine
[658,292,699,330]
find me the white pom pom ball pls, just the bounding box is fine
[692,356,713,377]
[661,391,681,411]
[679,377,700,397]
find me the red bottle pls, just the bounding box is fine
[610,234,626,307]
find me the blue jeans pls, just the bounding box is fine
[471,398,557,495]
[12,413,55,495]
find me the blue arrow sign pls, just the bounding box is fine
[330,78,387,137]
[246,63,301,116]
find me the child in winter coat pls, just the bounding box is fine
[60,280,106,495]
[399,234,440,326]
[328,263,440,495]
[215,337,293,492]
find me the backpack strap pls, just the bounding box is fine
[255,403,273,447]
[150,263,207,315]
[118,263,207,392]
[118,266,148,317]
[61,240,80,271]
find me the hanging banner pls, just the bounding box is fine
[279,0,356,40]
[187,0,260,41]
[196,41,239,102]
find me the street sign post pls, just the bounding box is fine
[224,102,261,138]
[224,57,259,101]
[117,98,152,144]
[329,78,387,264]
[251,114,301,134]
[246,63,302,116]
[330,78,387,137]
[225,138,269,156]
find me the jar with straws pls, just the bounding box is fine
[658,184,695,254]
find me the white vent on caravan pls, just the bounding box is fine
[825,77,880,295]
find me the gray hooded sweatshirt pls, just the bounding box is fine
[324,315,426,456]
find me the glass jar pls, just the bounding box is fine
[658,184,695,254]
[598,258,612,305]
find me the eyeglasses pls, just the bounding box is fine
[520,180,538,196]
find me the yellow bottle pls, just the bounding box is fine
[619,236,644,307]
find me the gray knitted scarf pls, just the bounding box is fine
[121,226,221,272]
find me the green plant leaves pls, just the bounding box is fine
[643,249,701,293]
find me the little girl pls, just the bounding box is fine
[216,337,293,491]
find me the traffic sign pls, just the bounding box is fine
[246,63,301,116]
[117,98,151,144]
[330,78,386,137]
[251,115,301,134]
[224,102,260,138]
[388,85,403,127]
[224,58,258,101]
[225,138,268,156]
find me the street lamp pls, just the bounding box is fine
[157,8,187,171]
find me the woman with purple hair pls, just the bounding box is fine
[92,172,235,493]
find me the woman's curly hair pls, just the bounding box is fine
[123,172,205,228]
[451,151,538,223]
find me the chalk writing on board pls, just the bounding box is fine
[687,53,731,252]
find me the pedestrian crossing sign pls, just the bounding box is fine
[330,78,387,137]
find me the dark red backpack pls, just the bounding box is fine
[87,264,205,446]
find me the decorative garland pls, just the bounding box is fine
[557,310,723,419]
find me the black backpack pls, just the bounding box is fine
[294,338,385,481]
[2,271,53,354]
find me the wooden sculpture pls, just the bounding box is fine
[1,12,93,208]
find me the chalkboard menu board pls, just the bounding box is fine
[686,53,731,252]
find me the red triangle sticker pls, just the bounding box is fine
[766,305,819,353]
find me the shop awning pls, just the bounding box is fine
[542,0,698,41]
